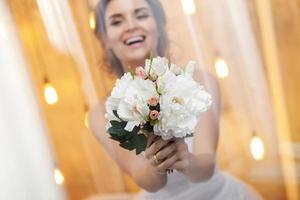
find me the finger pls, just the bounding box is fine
[175,139,189,150]
[148,138,170,156]
[145,138,168,159]
[174,138,185,145]
[157,152,179,171]
[169,159,189,172]
[149,143,179,168]
[170,161,183,171]
[155,143,176,161]
[147,134,157,147]
[149,154,160,166]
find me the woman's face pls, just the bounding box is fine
[104,0,159,67]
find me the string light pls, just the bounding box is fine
[54,168,64,185]
[89,12,96,30]
[250,135,265,160]
[214,58,229,78]
[181,0,196,15]
[84,105,89,128]
[26,16,58,105]
[44,78,58,105]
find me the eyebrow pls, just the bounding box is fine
[108,7,150,21]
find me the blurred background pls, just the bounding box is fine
[0,0,299,199]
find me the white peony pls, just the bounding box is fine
[184,61,196,78]
[105,96,122,130]
[154,61,212,140]
[108,72,133,106]
[106,57,212,142]
[105,73,133,129]
[170,64,183,75]
[116,77,158,131]
[105,72,159,131]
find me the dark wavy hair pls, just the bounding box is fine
[94,0,169,77]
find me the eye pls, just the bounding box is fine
[137,13,149,20]
[110,20,122,26]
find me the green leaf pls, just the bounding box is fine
[185,133,194,138]
[131,134,147,155]
[108,124,140,141]
[143,122,153,132]
[119,141,135,151]
[150,119,157,126]
[108,123,145,154]
[122,125,139,139]
[112,110,121,120]
[110,133,129,143]
[124,131,134,140]
[107,126,126,137]
[131,125,140,134]
[110,120,126,128]
[109,136,122,142]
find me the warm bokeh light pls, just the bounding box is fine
[44,83,58,105]
[181,0,196,15]
[89,12,96,30]
[250,136,265,160]
[84,110,89,128]
[54,168,64,185]
[0,23,5,38]
[215,58,229,78]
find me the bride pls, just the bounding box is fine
[89,0,263,199]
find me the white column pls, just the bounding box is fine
[0,1,66,200]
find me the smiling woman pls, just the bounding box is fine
[2,0,299,199]
[94,0,168,76]
[88,0,264,200]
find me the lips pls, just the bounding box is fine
[124,36,146,46]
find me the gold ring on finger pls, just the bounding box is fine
[153,154,161,165]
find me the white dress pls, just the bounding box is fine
[136,137,263,200]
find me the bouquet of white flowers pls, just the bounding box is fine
[105,57,212,154]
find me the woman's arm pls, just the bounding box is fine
[170,72,221,182]
[88,103,174,192]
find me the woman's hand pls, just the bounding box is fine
[144,134,178,175]
[145,135,215,183]
[169,138,216,182]
[168,138,191,173]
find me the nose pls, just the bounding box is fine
[125,17,138,32]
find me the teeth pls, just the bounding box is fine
[125,36,144,45]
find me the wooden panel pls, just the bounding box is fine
[270,0,300,140]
